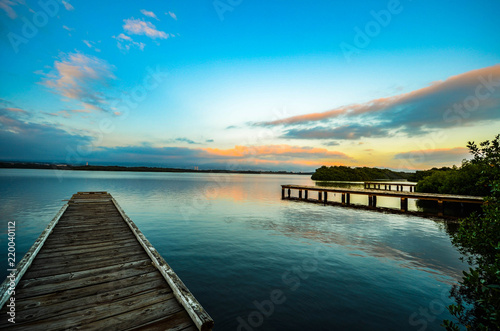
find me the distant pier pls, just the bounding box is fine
[364,181,416,192]
[281,184,484,217]
[0,192,213,330]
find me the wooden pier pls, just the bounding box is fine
[281,185,484,217]
[364,181,416,192]
[0,192,213,330]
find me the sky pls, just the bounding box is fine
[0,0,499,172]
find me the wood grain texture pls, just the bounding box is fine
[0,192,212,330]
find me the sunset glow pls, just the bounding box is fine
[1,0,499,171]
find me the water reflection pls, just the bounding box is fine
[0,169,467,331]
[247,206,464,282]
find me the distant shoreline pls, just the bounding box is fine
[0,161,313,176]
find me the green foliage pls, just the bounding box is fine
[311,165,411,181]
[415,164,487,196]
[407,166,453,182]
[443,134,500,330]
[414,136,500,197]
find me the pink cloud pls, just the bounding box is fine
[113,33,145,51]
[259,64,500,127]
[0,0,23,19]
[123,18,168,39]
[39,52,115,112]
[167,11,177,20]
[140,9,159,20]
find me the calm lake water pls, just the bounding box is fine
[0,169,466,330]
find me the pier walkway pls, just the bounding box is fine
[281,185,484,217]
[363,181,416,192]
[0,192,213,330]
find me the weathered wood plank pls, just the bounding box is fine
[5,290,175,330]
[0,192,211,331]
[113,197,214,331]
[38,239,138,255]
[13,273,168,324]
[33,245,143,265]
[0,204,68,308]
[25,252,149,278]
[18,260,154,297]
[35,240,140,257]
[124,310,195,331]
[74,299,189,331]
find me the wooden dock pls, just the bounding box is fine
[0,192,213,330]
[281,185,484,217]
[364,181,416,192]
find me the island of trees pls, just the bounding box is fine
[311,165,413,181]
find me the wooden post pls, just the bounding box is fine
[368,195,372,207]
[282,188,285,199]
[346,193,350,205]
[342,193,346,205]
[288,188,291,198]
[299,190,302,199]
[372,195,377,208]
[318,191,322,201]
[324,192,328,204]
[438,200,444,217]
[401,198,408,212]
[389,185,391,190]
[385,184,387,190]
[304,190,308,200]
[410,186,413,192]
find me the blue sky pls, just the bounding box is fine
[1,0,499,171]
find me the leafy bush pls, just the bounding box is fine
[443,134,500,330]
[415,164,487,196]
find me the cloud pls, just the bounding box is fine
[141,9,159,20]
[206,139,214,143]
[39,52,116,112]
[283,125,387,140]
[175,137,200,145]
[0,115,93,162]
[62,25,74,35]
[62,0,73,11]
[112,33,146,52]
[257,65,500,140]
[394,147,471,167]
[166,11,177,20]
[83,40,101,52]
[201,145,350,161]
[44,110,72,118]
[4,107,28,114]
[123,18,168,39]
[81,144,351,171]
[0,0,23,19]
[0,100,30,119]
[323,141,340,146]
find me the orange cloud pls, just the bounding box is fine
[202,144,349,160]
[257,64,500,141]
[40,52,115,112]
